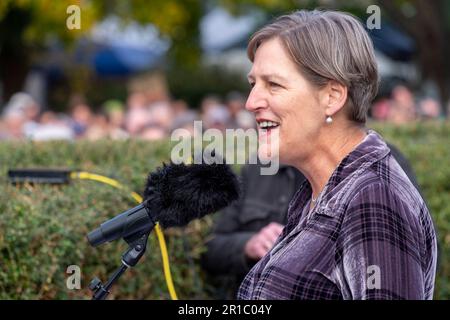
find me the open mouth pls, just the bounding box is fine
[257,120,280,130]
[256,120,279,158]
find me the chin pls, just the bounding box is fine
[257,127,281,167]
[258,142,280,163]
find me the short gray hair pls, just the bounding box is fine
[247,10,378,123]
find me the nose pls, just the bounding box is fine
[245,85,268,113]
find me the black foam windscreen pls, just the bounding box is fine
[143,163,240,228]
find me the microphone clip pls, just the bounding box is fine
[122,232,150,267]
[89,231,150,300]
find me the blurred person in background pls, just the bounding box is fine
[201,95,223,115]
[148,100,175,132]
[171,99,189,117]
[203,105,231,132]
[69,96,94,138]
[3,92,40,138]
[200,95,231,131]
[236,109,256,130]
[29,111,74,141]
[170,110,200,138]
[387,84,417,124]
[124,107,151,136]
[1,108,25,140]
[126,91,148,111]
[139,123,167,141]
[0,118,4,139]
[200,95,229,130]
[0,120,5,140]
[84,112,110,140]
[371,93,391,122]
[124,92,152,136]
[103,99,129,140]
[419,97,442,120]
[225,91,246,129]
[225,91,256,130]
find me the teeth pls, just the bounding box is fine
[259,121,279,128]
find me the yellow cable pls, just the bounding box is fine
[70,171,178,300]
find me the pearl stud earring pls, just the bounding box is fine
[326,116,333,124]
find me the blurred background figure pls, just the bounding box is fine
[102,99,129,140]
[200,95,231,132]
[225,91,245,129]
[148,100,174,133]
[203,105,231,132]
[124,91,152,137]
[200,95,222,116]
[0,119,4,139]
[171,110,200,138]
[126,92,148,111]
[84,112,109,140]
[419,97,441,120]
[124,107,151,137]
[225,91,255,130]
[387,84,417,124]
[171,99,189,117]
[69,96,94,139]
[1,108,25,140]
[139,124,167,141]
[371,92,391,122]
[2,92,40,139]
[30,111,74,141]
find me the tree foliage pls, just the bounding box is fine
[0,0,202,100]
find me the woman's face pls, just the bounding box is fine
[246,37,326,166]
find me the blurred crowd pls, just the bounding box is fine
[0,82,445,141]
[371,83,443,124]
[0,90,255,141]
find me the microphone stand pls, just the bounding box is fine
[89,231,150,300]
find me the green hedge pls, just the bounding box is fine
[369,122,450,300]
[0,122,449,299]
[0,140,215,299]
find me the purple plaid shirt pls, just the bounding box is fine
[238,130,437,300]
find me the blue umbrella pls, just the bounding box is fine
[367,21,416,62]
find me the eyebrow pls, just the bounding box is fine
[247,72,288,83]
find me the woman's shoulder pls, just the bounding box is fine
[324,153,426,221]
[341,156,430,229]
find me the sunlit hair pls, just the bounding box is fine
[247,10,379,123]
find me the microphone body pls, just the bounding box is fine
[87,203,155,247]
[87,163,240,247]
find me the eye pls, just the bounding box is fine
[269,81,281,88]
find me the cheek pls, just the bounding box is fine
[281,93,322,138]
[279,95,306,128]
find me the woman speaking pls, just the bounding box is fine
[238,10,437,299]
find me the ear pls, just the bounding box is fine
[323,80,348,117]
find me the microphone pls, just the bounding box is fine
[87,162,240,247]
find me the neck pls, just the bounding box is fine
[293,123,366,200]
